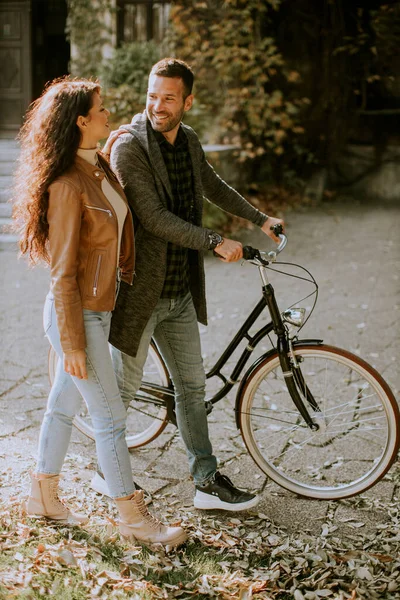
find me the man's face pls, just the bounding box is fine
[146,74,193,136]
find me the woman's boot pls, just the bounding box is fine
[116,490,187,548]
[25,473,88,525]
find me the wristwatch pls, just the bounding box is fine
[208,232,224,250]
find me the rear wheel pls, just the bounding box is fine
[48,341,171,449]
[238,344,399,499]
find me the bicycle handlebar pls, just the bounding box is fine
[243,225,287,264]
[213,224,286,263]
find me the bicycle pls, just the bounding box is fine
[48,226,400,500]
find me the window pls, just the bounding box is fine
[117,1,170,45]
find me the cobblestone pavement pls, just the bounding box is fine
[0,199,399,539]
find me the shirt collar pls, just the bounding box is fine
[152,125,188,149]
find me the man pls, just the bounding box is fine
[95,58,284,511]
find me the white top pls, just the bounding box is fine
[77,148,127,265]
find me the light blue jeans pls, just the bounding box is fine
[36,292,135,499]
[111,292,218,486]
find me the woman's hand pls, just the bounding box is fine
[64,349,88,380]
[102,129,126,158]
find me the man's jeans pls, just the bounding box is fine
[111,292,218,485]
[36,292,135,499]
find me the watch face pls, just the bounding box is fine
[209,233,223,249]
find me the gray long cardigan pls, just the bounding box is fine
[109,113,267,357]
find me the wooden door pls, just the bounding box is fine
[0,1,31,138]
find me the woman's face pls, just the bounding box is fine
[78,91,110,145]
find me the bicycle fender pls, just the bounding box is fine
[234,338,323,428]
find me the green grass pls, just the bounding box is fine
[0,527,258,600]
[0,527,228,599]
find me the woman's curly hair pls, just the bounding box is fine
[12,76,100,264]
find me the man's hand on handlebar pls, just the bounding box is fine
[214,238,243,262]
[214,216,284,263]
[261,216,285,243]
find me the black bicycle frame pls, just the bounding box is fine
[139,281,321,430]
[205,282,320,429]
[205,295,272,402]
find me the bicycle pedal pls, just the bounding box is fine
[205,400,213,415]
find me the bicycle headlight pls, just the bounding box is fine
[282,308,306,328]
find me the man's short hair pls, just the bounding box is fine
[150,58,194,98]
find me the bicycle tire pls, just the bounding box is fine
[238,344,399,500]
[48,342,170,449]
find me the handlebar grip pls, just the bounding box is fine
[271,223,283,236]
[242,246,258,261]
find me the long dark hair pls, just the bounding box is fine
[12,76,100,264]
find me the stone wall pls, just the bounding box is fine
[329,144,400,202]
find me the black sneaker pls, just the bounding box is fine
[193,471,259,511]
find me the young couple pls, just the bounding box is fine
[13,58,284,549]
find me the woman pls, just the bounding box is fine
[12,77,186,548]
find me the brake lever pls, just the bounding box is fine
[250,249,270,267]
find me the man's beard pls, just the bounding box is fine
[147,107,185,133]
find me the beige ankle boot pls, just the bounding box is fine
[25,473,88,525]
[116,490,187,548]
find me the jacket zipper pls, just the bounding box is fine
[93,255,102,296]
[84,204,112,217]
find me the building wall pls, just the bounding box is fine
[0,1,31,138]
[0,0,69,138]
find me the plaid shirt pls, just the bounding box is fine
[154,126,194,298]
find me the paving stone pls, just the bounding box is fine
[257,488,328,535]
[0,200,399,542]
[333,502,391,540]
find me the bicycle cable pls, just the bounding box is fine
[264,261,319,333]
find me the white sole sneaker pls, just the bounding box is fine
[91,472,111,496]
[90,473,152,505]
[193,490,260,511]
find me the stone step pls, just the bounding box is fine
[0,216,17,250]
[0,147,19,157]
[0,176,13,203]
[0,203,12,218]
[0,189,11,203]
[0,174,13,187]
[0,138,18,148]
[0,232,18,251]
[0,162,16,176]
[0,217,11,233]
[0,140,20,250]
[0,149,18,160]
[0,141,19,184]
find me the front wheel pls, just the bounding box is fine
[238,344,399,500]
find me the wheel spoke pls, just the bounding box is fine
[71,343,171,448]
[239,345,398,499]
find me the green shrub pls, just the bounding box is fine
[101,40,161,88]
[168,0,308,185]
[101,41,161,126]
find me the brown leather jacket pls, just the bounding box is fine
[47,153,135,353]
